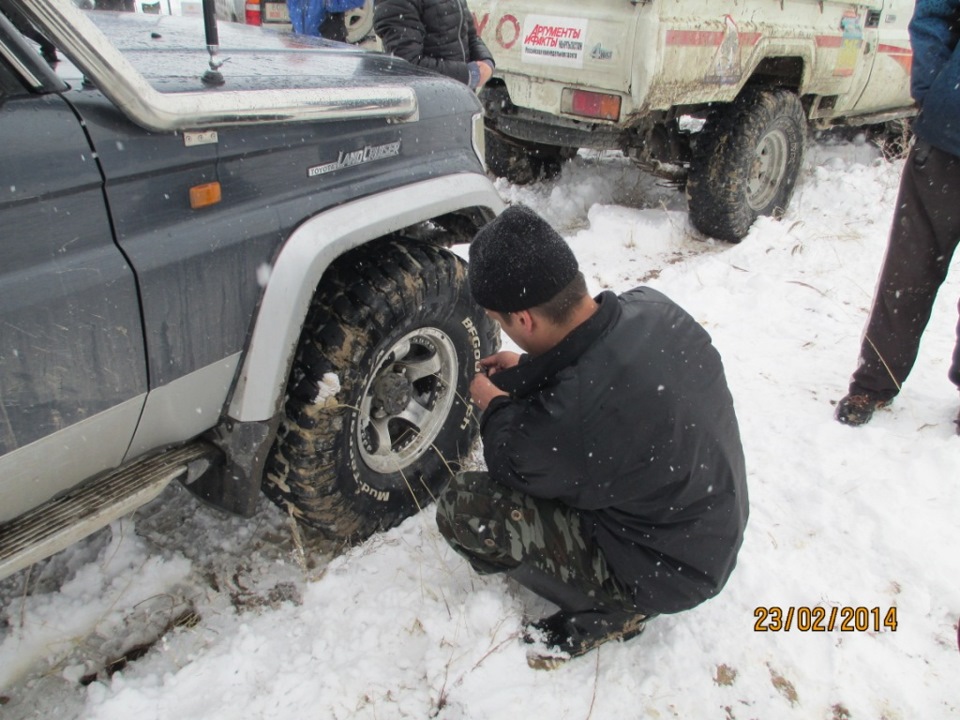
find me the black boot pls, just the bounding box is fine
[835,392,891,426]
[524,608,648,669]
[505,564,650,669]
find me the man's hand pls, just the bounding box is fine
[470,372,508,411]
[479,351,520,376]
[476,60,494,88]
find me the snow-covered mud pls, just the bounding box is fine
[2,134,958,719]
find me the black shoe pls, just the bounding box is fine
[523,609,648,669]
[835,393,890,426]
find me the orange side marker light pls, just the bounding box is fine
[190,182,222,209]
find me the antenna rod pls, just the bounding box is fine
[200,0,224,85]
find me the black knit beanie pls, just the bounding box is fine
[468,205,579,312]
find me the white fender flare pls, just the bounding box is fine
[227,172,504,422]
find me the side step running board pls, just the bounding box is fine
[0,442,220,582]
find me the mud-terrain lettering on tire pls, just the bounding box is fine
[686,88,807,242]
[263,239,498,541]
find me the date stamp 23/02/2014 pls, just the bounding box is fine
[754,606,898,632]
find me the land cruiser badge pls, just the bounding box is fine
[308,140,402,177]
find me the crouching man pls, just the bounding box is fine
[436,205,749,668]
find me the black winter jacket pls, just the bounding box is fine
[373,0,494,85]
[481,289,748,615]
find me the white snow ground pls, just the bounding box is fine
[1,134,959,720]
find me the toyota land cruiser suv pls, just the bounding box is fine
[0,0,503,580]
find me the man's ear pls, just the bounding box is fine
[515,309,537,336]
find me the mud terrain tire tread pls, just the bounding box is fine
[687,88,807,242]
[263,239,497,541]
[485,126,574,185]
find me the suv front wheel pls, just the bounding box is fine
[263,239,498,541]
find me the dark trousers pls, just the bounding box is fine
[436,471,645,616]
[850,141,960,400]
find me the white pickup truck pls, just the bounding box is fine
[469,0,916,240]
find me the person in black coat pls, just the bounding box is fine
[436,205,749,667]
[373,0,494,89]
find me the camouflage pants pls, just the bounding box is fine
[436,471,641,614]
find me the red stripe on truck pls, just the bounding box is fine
[665,29,760,47]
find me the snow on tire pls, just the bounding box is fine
[686,88,807,242]
[263,239,498,541]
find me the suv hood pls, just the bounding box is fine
[85,12,428,93]
[11,0,480,131]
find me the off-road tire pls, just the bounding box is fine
[263,239,498,541]
[687,88,807,242]
[485,126,575,185]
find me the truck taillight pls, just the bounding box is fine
[245,0,262,25]
[561,89,621,122]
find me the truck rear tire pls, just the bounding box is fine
[687,88,806,242]
[485,127,574,185]
[263,239,498,542]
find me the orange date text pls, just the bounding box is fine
[753,606,897,632]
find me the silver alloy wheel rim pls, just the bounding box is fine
[357,327,458,474]
[747,128,789,211]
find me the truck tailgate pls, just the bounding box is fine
[469,0,645,95]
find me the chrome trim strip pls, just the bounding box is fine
[0,9,46,88]
[471,111,486,167]
[10,0,419,132]
[0,37,42,88]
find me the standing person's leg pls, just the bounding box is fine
[838,143,960,425]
